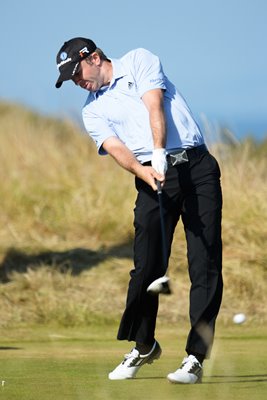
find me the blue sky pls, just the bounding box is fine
[1,0,266,139]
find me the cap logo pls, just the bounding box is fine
[57,57,72,69]
[79,46,90,58]
[72,62,80,76]
[60,51,68,61]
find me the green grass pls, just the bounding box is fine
[0,324,266,400]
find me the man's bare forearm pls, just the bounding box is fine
[142,89,166,149]
[102,137,143,175]
[102,136,163,190]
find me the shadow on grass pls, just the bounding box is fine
[0,239,133,283]
[135,374,267,383]
[0,347,23,350]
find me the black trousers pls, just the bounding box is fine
[117,149,223,359]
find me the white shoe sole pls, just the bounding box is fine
[167,372,202,384]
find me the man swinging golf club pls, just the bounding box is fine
[55,37,223,384]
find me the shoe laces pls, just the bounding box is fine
[180,355,201,372]
[122,348,139,365]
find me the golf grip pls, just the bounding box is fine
[156,180,168,270]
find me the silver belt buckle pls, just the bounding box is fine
[170,150,188,166]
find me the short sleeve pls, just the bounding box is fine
[130,48,166,97]
[82,106,117,155]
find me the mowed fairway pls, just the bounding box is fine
[0,324,266,400]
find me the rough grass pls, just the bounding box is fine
[0,101,266,328]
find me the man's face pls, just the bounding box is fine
[72,55,103,92]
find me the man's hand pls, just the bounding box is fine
[136,165,164,191]
[151,148,167,175]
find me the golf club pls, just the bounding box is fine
[147,180,171,295]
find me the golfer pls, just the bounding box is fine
[55,37,223,384]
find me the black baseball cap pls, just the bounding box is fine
[55,37,97,88]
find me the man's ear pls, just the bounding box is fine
[91,52,101,65]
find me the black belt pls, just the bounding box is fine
[143,144,208,167]
[167,144,208,166]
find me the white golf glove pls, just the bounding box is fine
[151,148,168,175]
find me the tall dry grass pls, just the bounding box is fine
[0,102,136,250]
[0,101,266,327]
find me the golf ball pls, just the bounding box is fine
[233,313,246,324]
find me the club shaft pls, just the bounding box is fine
[156,181,168,269]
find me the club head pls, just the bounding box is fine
[147,276,171,295]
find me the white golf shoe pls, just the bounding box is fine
[108,340,162,380]
[167,355,203,384]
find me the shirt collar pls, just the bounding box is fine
[92,58,127,99]
[109,58,127,87]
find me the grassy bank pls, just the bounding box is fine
[0,101,266,327]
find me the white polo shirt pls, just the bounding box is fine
[82,48,204,163]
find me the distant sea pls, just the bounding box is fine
[198,114,267,143]
[229,118,267,141]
